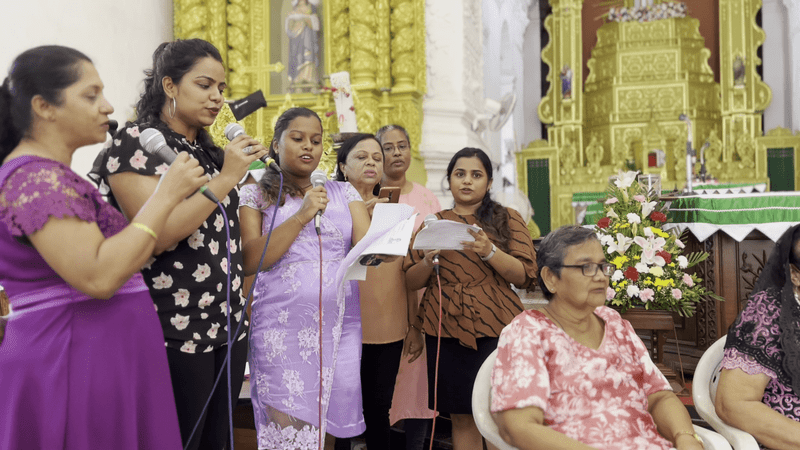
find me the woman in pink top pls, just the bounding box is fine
[491,226,702,450]
[377,124,440,449]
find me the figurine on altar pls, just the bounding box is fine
[733,55,746,88]
[286,0,320,92]
[560,65,572,100]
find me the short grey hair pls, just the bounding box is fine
[536,225,599,300]
[376,124,410,146]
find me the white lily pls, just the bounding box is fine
[608,233,634,255]
[607,209,619,219]
[641,200,658,218]
[614,170,638,189]
[627,213,642,224]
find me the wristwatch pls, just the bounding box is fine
[481,243,497,261]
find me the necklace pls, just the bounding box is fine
[544,305,567,331]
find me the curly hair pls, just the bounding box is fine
[134,39,222,148]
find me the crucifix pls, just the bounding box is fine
[240,48,286,138]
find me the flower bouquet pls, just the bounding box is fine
[596,171,723,317]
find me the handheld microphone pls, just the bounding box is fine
[310,170,328,235]
[138,128,219,203]
[423,214,440,272]
[107,119,118,136]
[224,123,282,173]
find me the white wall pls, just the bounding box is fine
[0,0,173,179]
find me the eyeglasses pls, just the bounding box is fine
[558,262,615,277]
[382,142,410,153]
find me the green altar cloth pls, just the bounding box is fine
[666,192,800,242]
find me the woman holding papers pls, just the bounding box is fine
[239,108,371,450]
[335,133,421,450]
[404,147,538,450]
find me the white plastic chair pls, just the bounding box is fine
[473,348,731,450]
[692,335,760,449]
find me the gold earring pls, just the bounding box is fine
[169,97,176,119]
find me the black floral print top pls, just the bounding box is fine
[89,121,247,353]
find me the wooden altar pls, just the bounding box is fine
[656,192,800,373]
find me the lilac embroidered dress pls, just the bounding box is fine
[722,288,800,449]
[0,156,181,449]
[240,180,366,448]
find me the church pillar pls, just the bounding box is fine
[718,0,772,179]
[762,0,791,131]
[783,0,800,131]
[419,0,485,205]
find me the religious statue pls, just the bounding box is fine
[733,55,746,88]
[560,65,573,100]
[286,0,321,92]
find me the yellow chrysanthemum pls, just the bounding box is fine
[612,255,629,268]
[654,278,671,287]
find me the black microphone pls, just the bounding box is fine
[224,123,282,173]
[138,128,219,203]
[228,90,267,121]
[107,120,118,136]
[310,170,328,235]
[423,214,440,273]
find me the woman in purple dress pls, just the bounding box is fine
[240,107,371,449]
[0,46,207,449]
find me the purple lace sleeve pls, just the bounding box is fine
[239,184,268,210]
[721,347,778,380]
[0,160,99,236]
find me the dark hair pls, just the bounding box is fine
[135,39,222,126]
[445,147,511,252]
[0,46,91,161]
[334,133,382,196]
[376,124,410,147]
[258,107,323,206]
[536,225,599,300]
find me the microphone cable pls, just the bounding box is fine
[317,231,324,450]
[183,172,285,450]
[428,255,443,450]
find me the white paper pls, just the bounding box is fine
[342,203,416,281]
[412,219,481,250]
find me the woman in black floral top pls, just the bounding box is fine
[89,39,268,450]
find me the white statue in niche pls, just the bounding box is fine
[286,0,321,92]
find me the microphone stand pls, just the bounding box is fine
[678,114,695,194]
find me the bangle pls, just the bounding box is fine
[409,323,422,332]
[674,430,703,447]
[481,243,497,261]
[132,222,158,240]
[292,215,304,227]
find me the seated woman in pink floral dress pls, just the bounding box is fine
[491,226,703,450]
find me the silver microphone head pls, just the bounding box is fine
[138,128,174,162]
[310,170,328,188]
[678,114,688,122]
[224,123,245,141]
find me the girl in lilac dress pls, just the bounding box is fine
[0,46,208,449]
[240,108,371,449]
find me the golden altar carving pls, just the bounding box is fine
[173,0,428,182]
[517,0,776,233]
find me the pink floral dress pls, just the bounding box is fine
[491,306,675,450]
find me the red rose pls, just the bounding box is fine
[624,267,639,281]
[657,250,672,264]
[650,211,667,222]
[597,217,611,228]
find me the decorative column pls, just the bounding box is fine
[537,0,584,183]
[718,0,773,180]
[784,0,800,132]
[762,0,791,131]
[420,0,485,205]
